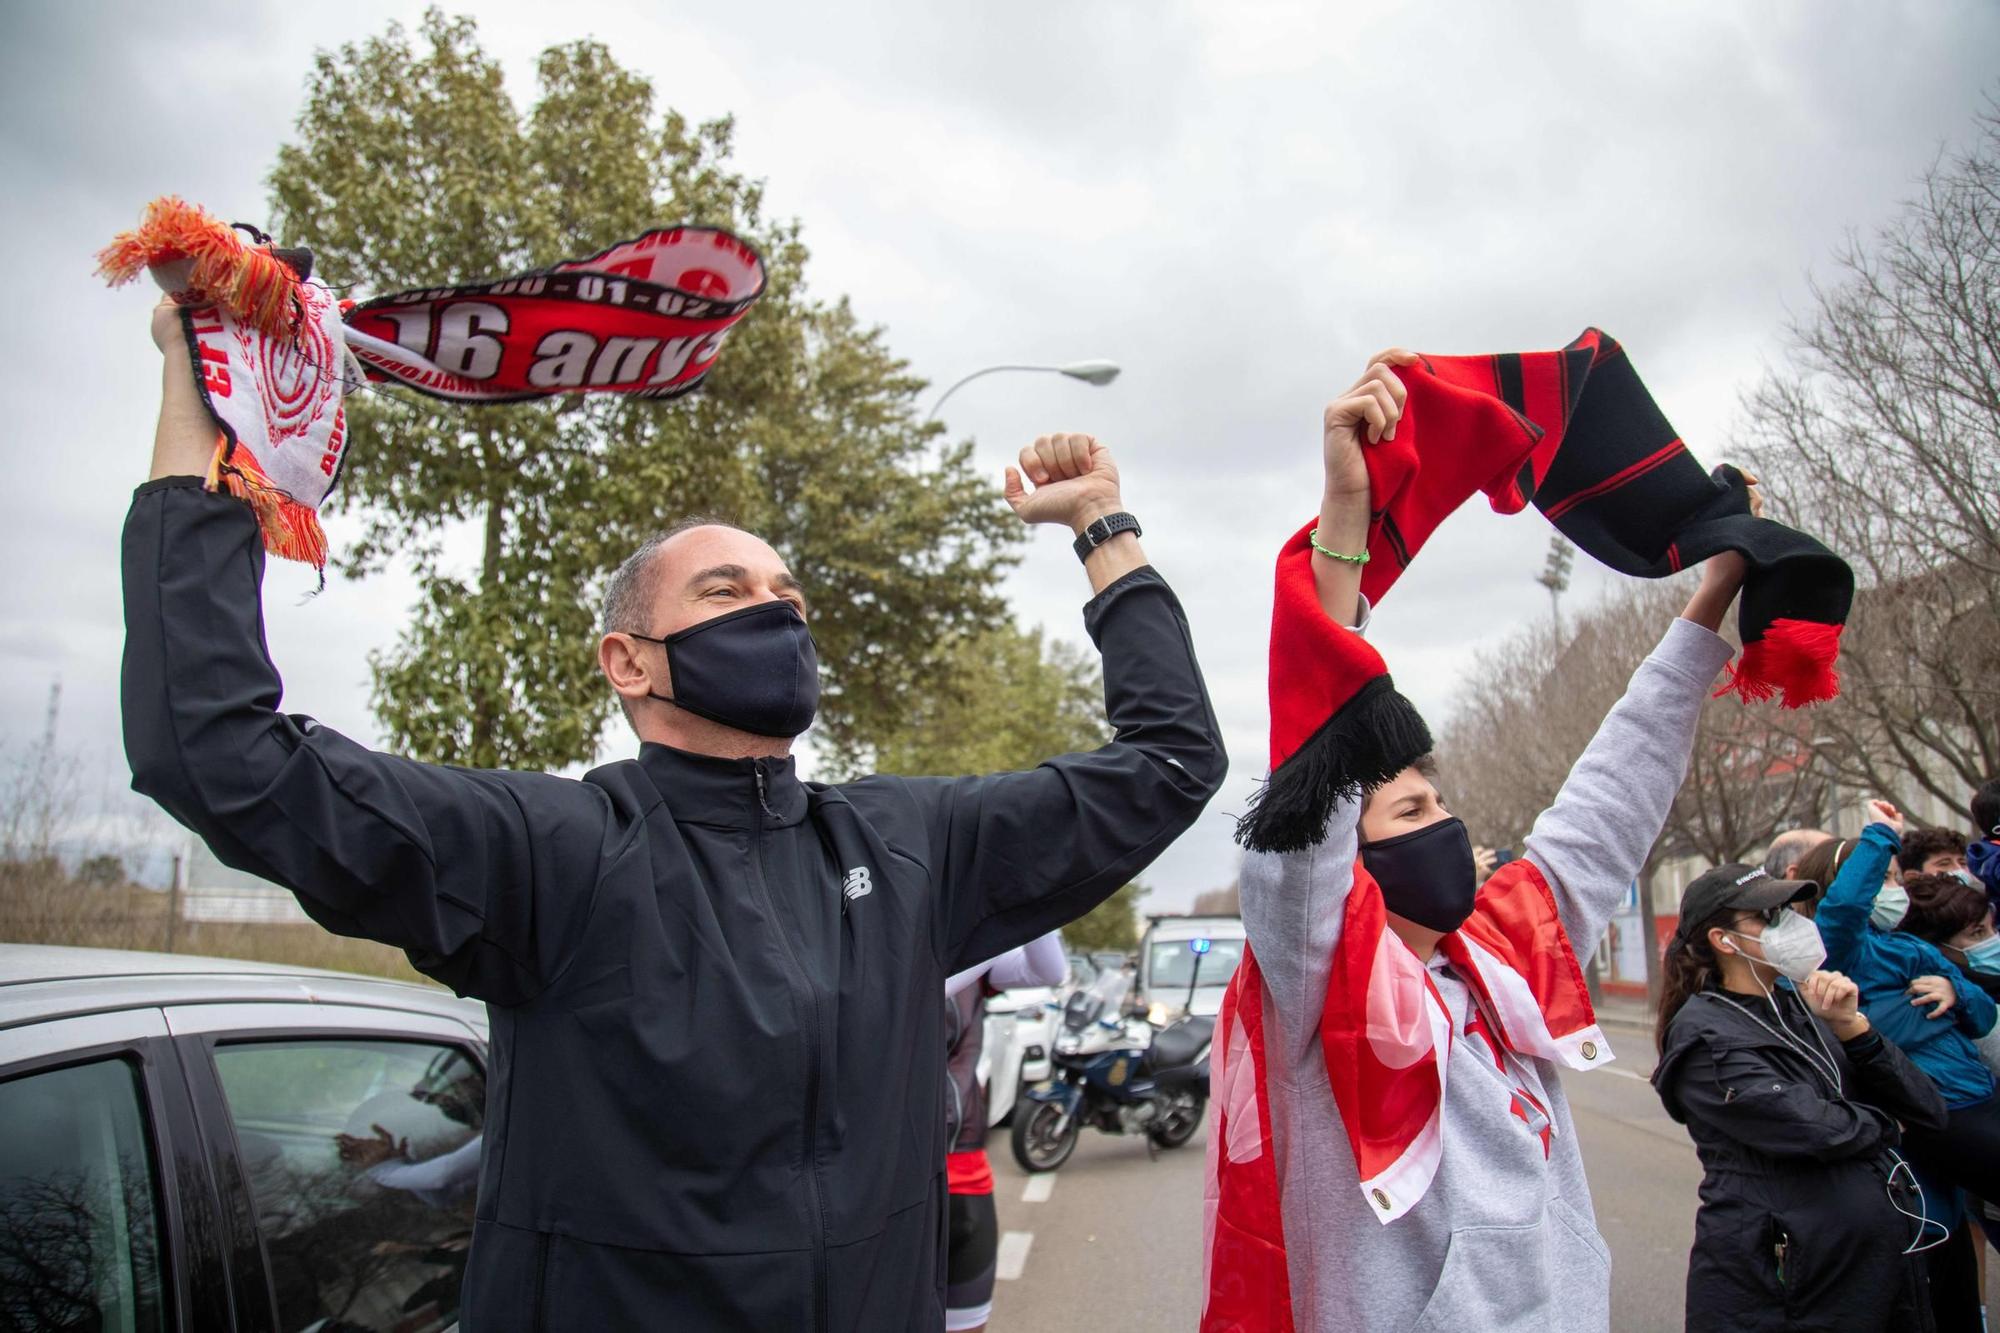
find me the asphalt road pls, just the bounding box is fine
[983,1017,1999,1331]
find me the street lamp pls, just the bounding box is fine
[926,360,1122,421]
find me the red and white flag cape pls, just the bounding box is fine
[1200,859,1607,1332]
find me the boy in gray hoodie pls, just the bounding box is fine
[1201,349,1757,1332]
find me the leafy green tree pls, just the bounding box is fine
[269,10,1018,770]
[871,623,1142,952]
[870,625,1108,776]
[1061,881,1147,956]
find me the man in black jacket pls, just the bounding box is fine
[123,301,1226,1331]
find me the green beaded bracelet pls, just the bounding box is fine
[1309,527,1370,565]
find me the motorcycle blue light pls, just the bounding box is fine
[1190,938,1211,955]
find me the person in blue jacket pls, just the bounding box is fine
[1797,800,2000,1332]
[1969,778,2000,908]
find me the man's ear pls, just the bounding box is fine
[599,633,660,704]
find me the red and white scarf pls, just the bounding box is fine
[1201,859,1607,1332]
[99,198,764,571]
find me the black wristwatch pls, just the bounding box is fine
[1072,511,1142,563]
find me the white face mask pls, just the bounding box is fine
[1726,909,1827,983]
[1872,883,1910,931]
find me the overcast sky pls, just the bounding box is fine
[2,1,1994,909]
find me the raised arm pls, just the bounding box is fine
[1815,820,1900,974]
[897,435,1225,972]
[1234,357,1410,1060]
[1239,803,1362,1063]
[124,302,608,1004]
[1523,553,1744,949]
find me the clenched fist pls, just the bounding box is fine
[1004,433,1123,534]
[1801,970,1870,1041]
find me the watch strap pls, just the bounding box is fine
[1072,511,1142,563]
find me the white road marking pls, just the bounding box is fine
[1022,1173,1056,1204]
[996,1230,1035,1281]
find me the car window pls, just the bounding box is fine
[212,1040,482,1333]
[1147,937,1245,990]
[0,1057,167,1332]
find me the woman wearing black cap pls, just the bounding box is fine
[1650,864,1950,1331]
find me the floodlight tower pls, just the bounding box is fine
[1535,535,1575,636]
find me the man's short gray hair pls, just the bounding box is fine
[1764,828,1833,880]
[600,515,747,637]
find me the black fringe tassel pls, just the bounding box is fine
[1234,676,1434,855]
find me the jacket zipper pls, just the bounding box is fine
[753,764,832,1333]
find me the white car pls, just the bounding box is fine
[1138,915,1247,1025]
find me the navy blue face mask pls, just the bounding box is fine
[1359,816,1478,933]
[632,599,819,738]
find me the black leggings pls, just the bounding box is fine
[1923,1222,1983,1333]
[945,1191,998,1325]
[1901,1094,2000,1333]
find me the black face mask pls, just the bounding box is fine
[633,600,819,738]
[1359,816,1478,933]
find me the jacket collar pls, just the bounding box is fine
[635,743,808,829]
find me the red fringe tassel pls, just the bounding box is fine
[204,435,329,575]
[1716,618,1843,709]
[96,197,306,339]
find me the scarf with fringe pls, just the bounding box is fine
[98,197,765,571]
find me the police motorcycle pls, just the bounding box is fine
[1009,942,1215,1172]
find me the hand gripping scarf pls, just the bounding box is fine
[98,197,765,570]
[1202,860,1606,1332]
[1358,329,1851,708]
[1236,328,1854,859]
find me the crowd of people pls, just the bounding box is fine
[1652,780,2000,1332]
[123,286,1995,1333]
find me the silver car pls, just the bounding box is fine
[0,944,489,1332]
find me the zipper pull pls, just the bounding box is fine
[754,763,776,821]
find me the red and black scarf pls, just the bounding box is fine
[1236,328,1853,857]
[1358,329,1851,706]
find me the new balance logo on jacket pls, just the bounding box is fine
[843,866,873,901]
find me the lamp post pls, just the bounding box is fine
[926,360,1121,421]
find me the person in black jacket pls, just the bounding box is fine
[123,300,1227,1331]
[1652,863,1951,1332]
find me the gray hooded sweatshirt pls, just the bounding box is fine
[1236,613,1733,1332]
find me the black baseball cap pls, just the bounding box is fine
[1672,863,1819,944]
